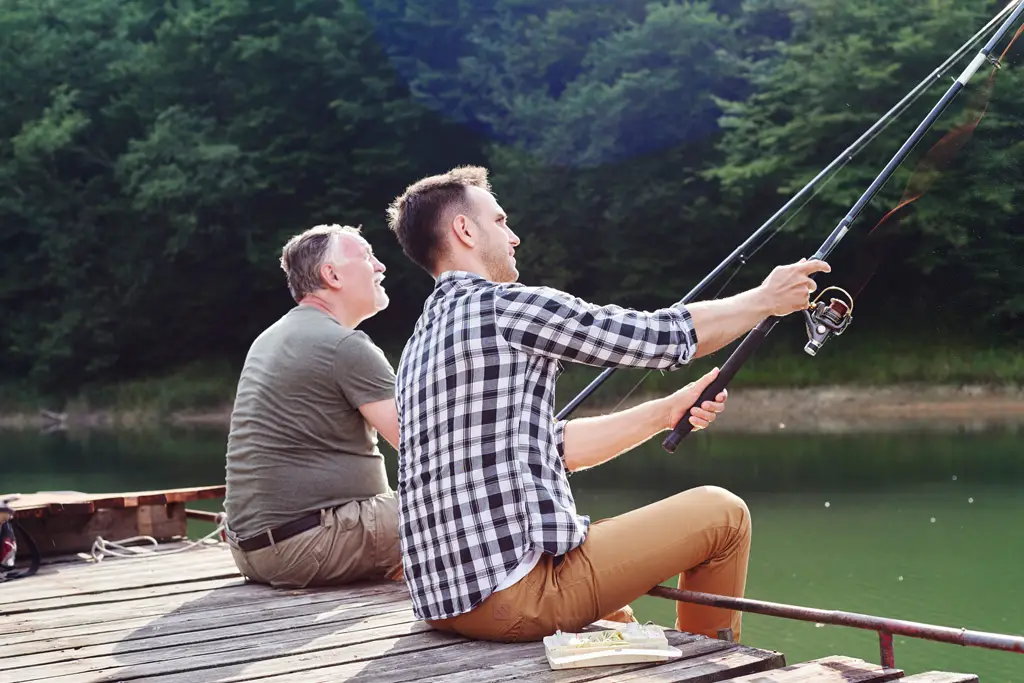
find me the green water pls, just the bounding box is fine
[3,424,1022,681]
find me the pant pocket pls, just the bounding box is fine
[266,552,321,589]
[372,493,401,575]
[246,528,327,589]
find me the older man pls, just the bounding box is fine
[386,166,831,643]
[223,224,402,589]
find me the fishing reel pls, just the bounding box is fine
[802,286,854,357]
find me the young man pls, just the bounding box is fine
[223,224,403,589]
[386,167,830,642]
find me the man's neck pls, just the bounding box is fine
[434,258,490,282]
[299,293,360,328]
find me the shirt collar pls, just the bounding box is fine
[434,270,491,290]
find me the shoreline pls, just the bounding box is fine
[3,383,1023,434]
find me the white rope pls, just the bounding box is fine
[88,513,227,562]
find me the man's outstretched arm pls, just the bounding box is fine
[684,258,832,358]
[495,259,831,369]
[560,368,726,472]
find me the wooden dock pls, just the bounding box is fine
[0,489,982,682]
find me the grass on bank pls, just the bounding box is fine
[0,361,241,416]
[0,334,1021,417]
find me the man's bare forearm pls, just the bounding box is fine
[685,286,774,358]
[561,399,667,472]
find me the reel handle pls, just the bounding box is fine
[662,316,780,453]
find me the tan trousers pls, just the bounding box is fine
[427,485,751,643]
[227,491,402,589]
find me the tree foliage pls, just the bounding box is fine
[1,0,1020,395]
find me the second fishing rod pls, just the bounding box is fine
[660,0,1024,453]
[554,0,1023,423]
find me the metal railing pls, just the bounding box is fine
[648,586,1024,669]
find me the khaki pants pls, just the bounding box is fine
[228,491,402,589]
[427,485,751,643]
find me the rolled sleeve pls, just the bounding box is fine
[552,417,568,465]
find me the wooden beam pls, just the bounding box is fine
[722,654,903,682]
[8,486,226,520]
[15,503,188,557]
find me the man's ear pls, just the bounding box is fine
[320,262,342,291]
[451,214,476,249]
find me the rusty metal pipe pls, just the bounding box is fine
[879,630,895,668]
[648,587,1024,656]
[185,508,221,523]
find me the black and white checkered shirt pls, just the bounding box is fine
[395,271,700,620]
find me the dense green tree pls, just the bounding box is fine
[0,0,1020,400]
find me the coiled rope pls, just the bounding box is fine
[89,512,227,562]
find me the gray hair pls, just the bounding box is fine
[279,224,361,302]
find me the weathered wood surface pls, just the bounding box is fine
[722,655,902,682]
[6,485,225,519]
[15,503,190,556]
[6,485,225,556]
[0,542,981,683]
[899,674,979,683]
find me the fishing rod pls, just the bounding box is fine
[554,0,1023,422]
[661,0,1024,453]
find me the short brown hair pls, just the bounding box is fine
[279,224,361,302]
[386,166,490,273]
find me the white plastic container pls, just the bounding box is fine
[543,623,683,670]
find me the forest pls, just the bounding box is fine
[2,0,1022,409]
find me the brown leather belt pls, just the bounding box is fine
[236,511,322,552]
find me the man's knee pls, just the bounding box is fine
[695,485,750,531]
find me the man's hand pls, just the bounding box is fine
[661,367,728,432]
[757,258,832,317]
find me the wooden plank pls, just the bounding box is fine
[899,674,979,683]
[413,633,782,683]
[108,632,469,683]
[2,588,410,651]
[20,545,237,582]
[717,655,902,682]
[4,580,405,635]
[26,550,239,587]
[8,486,226,519]
[232,637,553,683]
[412,633,712,683]
[5,603,422,670]
[5,492,93,518]
[16,504,189,556]
[550,647,784,683]
[136,486,225,506]
[3,576,248,615]
[5,597,415,665]
[0,551,240,604]
[7,487,224,522]
[13,624,465,683]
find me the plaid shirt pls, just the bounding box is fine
[395,271,699,620]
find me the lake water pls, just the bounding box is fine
[3,423,1022,681]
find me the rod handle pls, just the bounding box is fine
[662,316,780,453]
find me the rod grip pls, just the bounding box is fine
[662,316,780,453]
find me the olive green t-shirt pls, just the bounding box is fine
[224,305,396,539]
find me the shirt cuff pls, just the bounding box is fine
[552,418,568,465]
[671,301,700,363]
